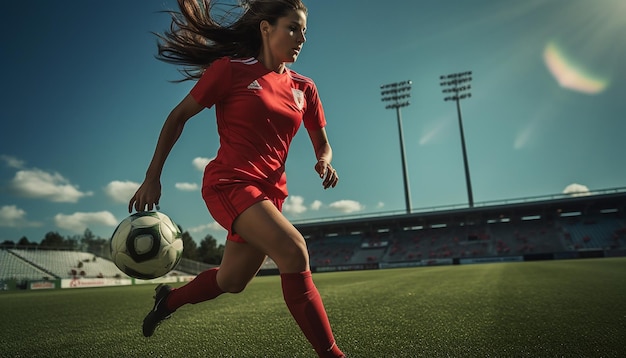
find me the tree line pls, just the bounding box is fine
[0,228,225,265]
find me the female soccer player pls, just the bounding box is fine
[128,1,345,357]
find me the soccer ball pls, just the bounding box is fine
[110,211,183,279]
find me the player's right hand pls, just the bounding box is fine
[128,179,162,213]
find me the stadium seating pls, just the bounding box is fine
[8,249,123,278]
[560,215,625,250]
[348,247,386,264]
[380,225,492,262]
[307,235,361,266]
[487,219,563,254]
[0,249,51,281]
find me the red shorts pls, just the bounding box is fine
[202,182,284,243]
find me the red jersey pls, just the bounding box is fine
[191,57,326,199]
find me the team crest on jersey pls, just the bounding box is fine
[291,88,304,110]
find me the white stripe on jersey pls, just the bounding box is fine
[230,57,313,85]
[231,57,258,65]
[288,71,313,84]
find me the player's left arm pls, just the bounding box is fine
[307,127,338,189]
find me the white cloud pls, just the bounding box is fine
[105,180,140,203]
[310,200,322,211]
[54,211,118,234]
[563,183,590,197]
[188,221,226,234]
[0,154,25,168]
[175,182,199,191]
[328,200,364,214]
[193,157,213,171]
[376,202,385,209]
[283,195,307,215]
[11,169,93,203]
[0,205,25,224]
[187,221,227,244]
[0,205,41,228]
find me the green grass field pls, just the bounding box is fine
[1,258,625,357]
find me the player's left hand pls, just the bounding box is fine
[315,159,338,189]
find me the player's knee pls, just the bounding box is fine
[217,271,252,294]
[274,241,309,272]
[219,279,248,294]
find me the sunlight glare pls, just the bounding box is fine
[543,42,609,95]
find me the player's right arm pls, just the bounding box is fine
[129,94,204,212]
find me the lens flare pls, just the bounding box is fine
[543,42,609,95]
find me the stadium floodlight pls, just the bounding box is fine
[440,71,474,207]
[380,80,412,214]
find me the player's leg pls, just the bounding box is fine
[233,200,344,358]
[143,238,266,337]
[216,240,267,293]
[165,240,266,311]
[232,199,309,273]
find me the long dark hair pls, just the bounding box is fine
[156,0,308,81]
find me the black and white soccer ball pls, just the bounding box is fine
[110,211,183,279]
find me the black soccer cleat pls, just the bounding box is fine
[142,284,173,337]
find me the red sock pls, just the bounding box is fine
[281,271,344,358]
[166,268,224,311]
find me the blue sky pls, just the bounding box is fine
[1,0,625,246]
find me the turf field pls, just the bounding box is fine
[1,257,625,357]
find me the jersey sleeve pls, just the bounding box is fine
[303,81,326,131]
[190,57,232,108]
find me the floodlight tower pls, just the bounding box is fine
[440,71,474,207]
[380,80,412,214]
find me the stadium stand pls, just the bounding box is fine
[1,248,195,282]
[8,249,123,278]
[486,218,564,255]
[560,213,625,250]
[260,256,278,270]
[308,235,361,266]
[349,246,386,264]
[0,249,52,281]
[175,258,217,275]
[295,189,626,269]
[348,232,391,264]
